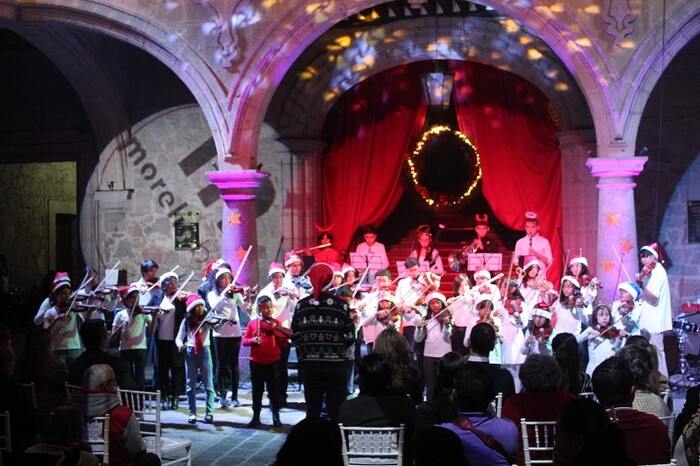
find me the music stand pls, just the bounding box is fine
[396,261,430,277]
[467,253,502,272]
[350,253,385,283]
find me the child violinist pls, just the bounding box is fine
[242,295,289,428]
[551,276,589,337]
[611,281,642,337]
[566,255,600,309]
[41,272,85,366]
[581,304,620,376]
[464,295,503,364]
[415,292,452,401]
[518,256,550,309]
[176,294,217,424]
[501,280,528,365]
[522,303,557,356]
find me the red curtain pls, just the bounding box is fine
[451,61,563,283]
[322,65,428,255]
[322,61,562,283]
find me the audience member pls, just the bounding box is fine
[24,406,99,466]
[465,323,515,401]
[372,327,423,403]
[551,332,591,395]
[501,353,576,465]
[338,353,416,462]
[414,351,463,435]
[73,364,161,466]
[413,426,469,466]
[625,334,672,407]
[0,345,42,451]
[616,343,671,417]
[592,356,670,465]
[553,397,634,466]
[68,319,136,389]
[439,364,519,465]
[272,418,343,466]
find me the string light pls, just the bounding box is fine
[407,125,482,208]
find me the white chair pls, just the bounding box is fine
[118,388,192,466]
[86,414,109,466]
[520,418,556,465]
[0,411,10,452]
[492,392,503,418]
[339,423,404,466]
[65,382,84,402]
[658,414,675,442]
[578,391,596,401]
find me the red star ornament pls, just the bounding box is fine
[601,258,615,273]
[619,239,634,254]
[235,246,248,261]
[228,212,242,225]
[604,212,620,227]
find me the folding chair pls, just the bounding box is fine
[119,388,192,466]
[578,391,596,401]
[492,392,503,418]
[0,411,10,452]
[86,414,109,465]
[339,423,404,466]
[520,418,556,465]
[21,382,38,410]
[65,382,84,403]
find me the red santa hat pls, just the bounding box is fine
[531,302,552,320]
[569,255,588,268]
[426,292,446,306]
[119,285,139,303]
[377,289,396,304]
[159,271,179,285]
[186,293,206,313]
[331,263,344,278]
[341,263,356,275]
[306,262,333,299]
[640,243,663,262]
[203,258,226,280]
[561,275,581,288]
[284,253,303,268]
[474,269,491,280]
[268,262,286,277]
[214,267,232,281]
[51,272,72,294]
[523,256,541,271]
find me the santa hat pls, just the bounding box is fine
[268,262,286,277]
[618,281,641,301]
[203,258,226,280]
[341,263,356,275]
[159,271,179,285]
[426,292,446,306]
[51,272,72,294]
[284,253,302,268]
[523,256,541,271]
[474,269,491,280]
[331,263,344,278]
[475,294,495,308]
[640,243,663,262]
[215,267,232,281]
[569,255,588,268]
[532,302,552,320]
[119,285,139,303]
[186,293,206,313]
[561,275,581,288]
[306,262,333,299]
[377,289,396,304]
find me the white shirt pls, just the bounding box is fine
[513,233,553,266]
[355,241,389,270]
[639,263,673,334]
[207,289,243,338]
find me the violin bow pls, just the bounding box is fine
[162,270,195,307]
[145,265,179,294]
[64,270,92,315]
[350,266,372,300]
[522,262,553,304]
[93,260,121,294]
[611,245,632,282]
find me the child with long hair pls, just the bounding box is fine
[522,303,557,356]
[415,292,452,401]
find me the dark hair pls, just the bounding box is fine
[375,269,391,279]
[357,353,391,395]
[361,226,378,235]
[317,232,333,243]
[79,320,108,350]
[453,364,495,412]
[405,257,420,269]
[520,354,561,392]
[140,259,159,275]
[552,333,582,394]
[257,295,272,306]
[453,274,470,295]
[622,335,662,394]
[592,356,634,406]
[433,352,464,401]
[272,418,343,466]
[413,426,469,466]
[616,344,652,391]
[556,398,633,466]
[469,323,496,356]
[590,304,612,328]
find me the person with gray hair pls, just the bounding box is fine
[73,364,160,466]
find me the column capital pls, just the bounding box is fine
[586,156,647,189]
[206,170,269,202]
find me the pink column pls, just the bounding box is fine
[586,157,647,303]
[206,170,269,286]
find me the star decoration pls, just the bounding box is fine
[619,239,634,254]
[228,212,242,225]
[604,212,620,227]
[235,246,248,261]
[602,258,615,273]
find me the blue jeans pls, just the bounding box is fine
[185,346,215,415]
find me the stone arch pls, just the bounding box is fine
[0,1,231,158]
[270,15,590,141]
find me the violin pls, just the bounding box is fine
[57,302,98,313]
[94,285,119,297]
[272,286,299,299]
[577,274,602,289]
[377,307,401,327]
[636,262,656,287]
[596,325,620,340]
[566,292,586,309]
[260,317,292,339]
[132,305,160,315]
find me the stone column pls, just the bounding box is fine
[206,170,269,286]
[586,157,647,303]
[277,139,326,252]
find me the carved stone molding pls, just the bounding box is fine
[193,0,243,70]
[602,0,637,45]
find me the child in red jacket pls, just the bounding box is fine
[243,295,290,427]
